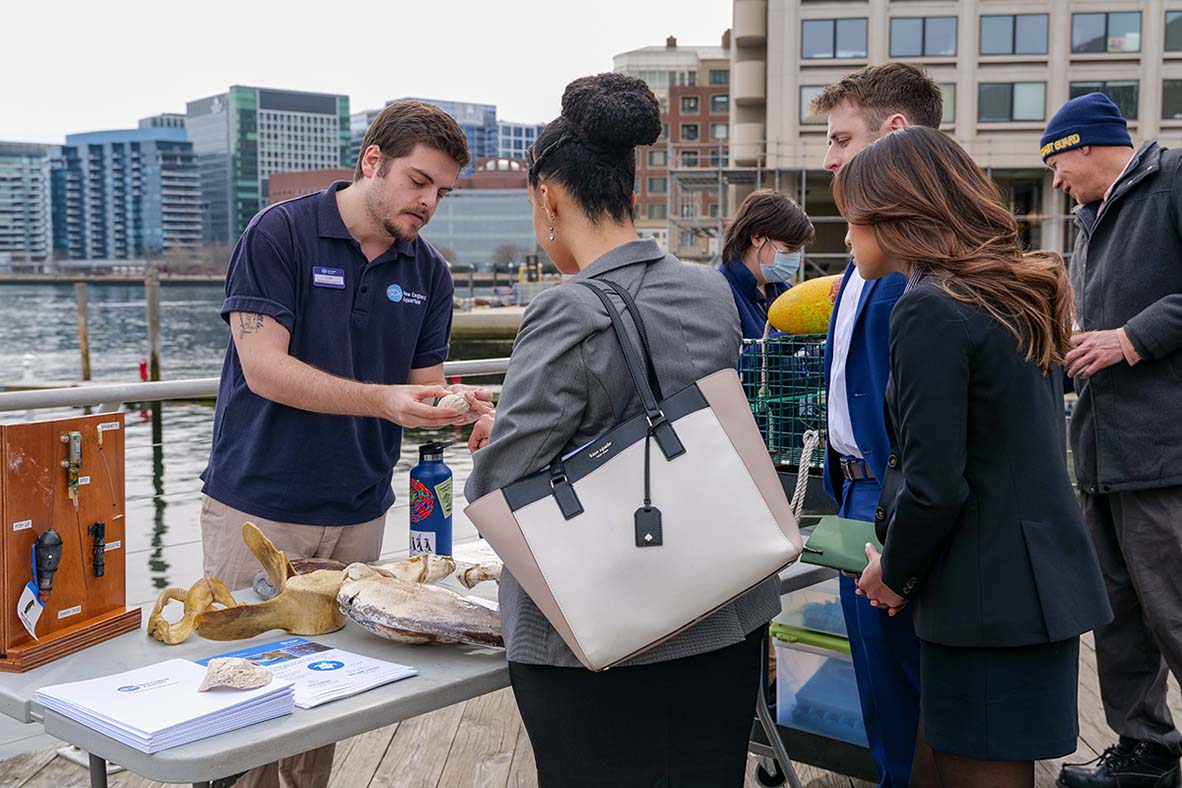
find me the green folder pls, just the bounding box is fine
[769,622,852,655]
[800,516,884,574]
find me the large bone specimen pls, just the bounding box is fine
[338,563,503,648]
[148,578,238,644]
[254,558,348,600]
[193,524,346,641]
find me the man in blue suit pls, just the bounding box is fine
[810,63,945,788]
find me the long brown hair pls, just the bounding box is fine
[721,189,816,265]
[833,126,1073,372]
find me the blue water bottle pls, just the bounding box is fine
[409,441,452,556]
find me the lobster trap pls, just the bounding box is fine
[740,335,827,469]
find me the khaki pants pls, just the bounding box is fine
[200,496,386,788]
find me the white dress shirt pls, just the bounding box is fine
[827,268,868,459]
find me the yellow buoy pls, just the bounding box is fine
[768,274,843,335]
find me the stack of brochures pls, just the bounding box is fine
[34,658,294,753]
[198,638,418,709]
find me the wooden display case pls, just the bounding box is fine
[0,413,140,672]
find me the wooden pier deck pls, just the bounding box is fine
[1,632,1178,787]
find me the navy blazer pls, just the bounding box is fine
[718,260,788,340]
[822,261,907,505]
[875,277,1111,646]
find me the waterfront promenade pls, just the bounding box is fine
[0,633,1175,788]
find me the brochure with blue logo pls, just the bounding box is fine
[34,658,294,753]
[198,638,417,709]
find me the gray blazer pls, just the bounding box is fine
[464,238,782,668]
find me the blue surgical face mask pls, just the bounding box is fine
[759,241,802,284]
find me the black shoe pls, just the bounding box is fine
[1058,740,1181,788]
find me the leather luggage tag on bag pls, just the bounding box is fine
[635,507,663,547]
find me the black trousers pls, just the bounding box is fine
[508,628,764,788]
[1083,487,1182,755]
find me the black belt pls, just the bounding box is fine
[840,457,874,481]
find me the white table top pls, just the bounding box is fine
[0,558,832,783]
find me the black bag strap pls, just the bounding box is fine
[598,278,664,402]
[576,280,661,417]
[575,280,685,460]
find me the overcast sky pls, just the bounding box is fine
[2,0,732,143]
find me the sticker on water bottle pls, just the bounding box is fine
[409,530,436,556]
[409,479,435,525]
[434,477,453,519]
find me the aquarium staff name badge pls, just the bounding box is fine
[313,267,346,289]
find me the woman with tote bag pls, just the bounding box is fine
[463,72,794,788]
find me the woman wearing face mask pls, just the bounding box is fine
[464,73,780,787]
[719,189,816,339]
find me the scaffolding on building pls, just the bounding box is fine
[664,137,1081,272]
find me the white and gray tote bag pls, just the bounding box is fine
[465,279,802,671]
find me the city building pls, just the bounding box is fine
[422,185,536,267]
[268,169,352,204]
[730,0,1182,268]
[615,31,732,258]
[0,142,59,271]
[497,121,546,160]
[51,127,202,261]
[392,98,498,175]
[349,99,502,177]
[139,113,186,130]
[186,86,350,244]
[265,157,535,267]
[349,107,382,166]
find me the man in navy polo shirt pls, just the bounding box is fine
[199,100,491,788]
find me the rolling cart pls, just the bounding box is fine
[741,336,879,787]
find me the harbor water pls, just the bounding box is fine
[0,283,508,607]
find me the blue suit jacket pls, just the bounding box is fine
[822,261,907,507]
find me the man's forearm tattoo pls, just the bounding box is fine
[238,313,265,338]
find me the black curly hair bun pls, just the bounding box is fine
[561,73,661,151]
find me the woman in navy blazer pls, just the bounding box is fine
[717,189,815,339]
[838,127,1112,787]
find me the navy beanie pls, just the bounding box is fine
[1041,93,1132,161]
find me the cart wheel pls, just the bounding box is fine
[756,760,787,787]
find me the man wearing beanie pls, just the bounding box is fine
[1044,93,1182,788]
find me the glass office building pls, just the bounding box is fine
[422,189,536,266]
[51,128,202,260]
[497,122,546,160]
[349,108,382,167]
[139,114,187,130]
[392,98,497,176]
[0,142,58,270]
[186,86,350,243]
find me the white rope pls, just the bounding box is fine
[757,321,772,402]
[790,429,821,521]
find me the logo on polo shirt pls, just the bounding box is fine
[386,283,427,305]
